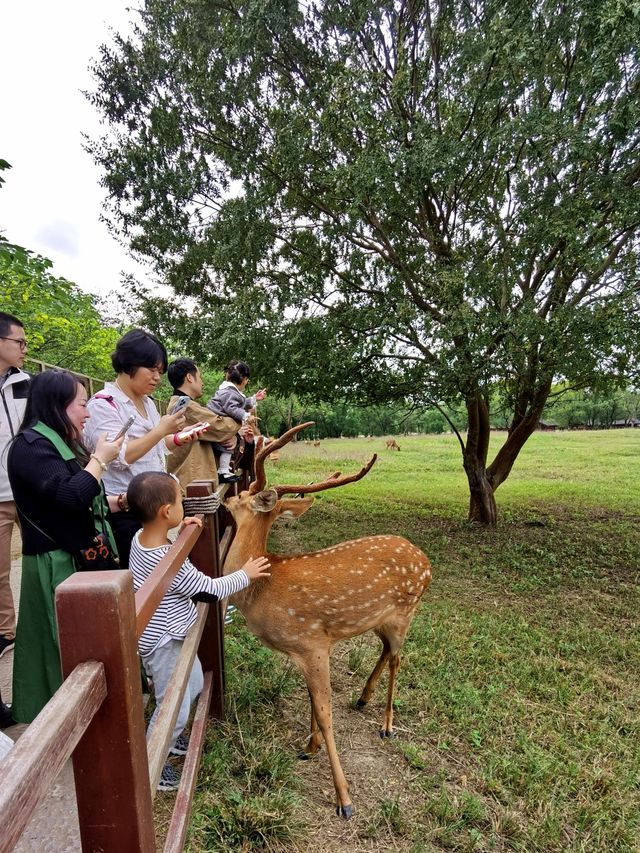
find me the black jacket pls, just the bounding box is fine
[8,429,102,555]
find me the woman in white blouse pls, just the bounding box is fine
[84,329,191,568]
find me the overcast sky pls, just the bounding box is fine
[1,1,151,299]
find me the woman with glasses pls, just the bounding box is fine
[84,329,197,568]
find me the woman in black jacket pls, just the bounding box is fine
[7,370,123,722]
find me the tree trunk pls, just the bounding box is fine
[465,457,497,525]
[460,376,553,525]
[463,394,497,525]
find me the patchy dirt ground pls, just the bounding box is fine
[268,643,435,853]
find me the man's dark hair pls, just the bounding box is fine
[111,329,168,376]
[225,360,250,384]
[0,312,24,338]
[127,471,179,522]
[167,358,198,392]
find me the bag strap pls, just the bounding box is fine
[32,422,78,462]
[26,422,106,542]
[93,392,118,409]
[13,503,56,544]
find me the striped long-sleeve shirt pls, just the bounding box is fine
[130,530,249,655]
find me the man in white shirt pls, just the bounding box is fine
[0,312,30,659]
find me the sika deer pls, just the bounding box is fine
[223,423,432,818]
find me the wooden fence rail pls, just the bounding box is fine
[24,357,169,413]
[0,478,232,852]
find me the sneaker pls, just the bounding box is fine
[0,636,15,659]
[158,763,181,792]
[218,472,241,484]
[224,604,237,626]
[0,702,15,729]
[169,732,189,756]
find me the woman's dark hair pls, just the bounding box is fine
[167,358,198,392]
[111,329,168,376]
[19,370,89,459]
[127,471,179,522]
[225,360,250,384]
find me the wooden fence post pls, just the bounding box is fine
[186,481,226,719]
[56,570,155,852]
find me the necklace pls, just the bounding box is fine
[115,376,148,417]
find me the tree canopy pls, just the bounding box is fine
[90,0,640,522]
[0,241,120,380]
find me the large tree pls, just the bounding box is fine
[89,0,640,523]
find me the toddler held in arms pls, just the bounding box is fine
[206,360,266,483]
[126,470,270,791]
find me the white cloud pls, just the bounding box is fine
[0,1,153,298]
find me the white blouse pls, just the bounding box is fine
[84,380,169,496]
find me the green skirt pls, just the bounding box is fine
[12,550,77,724]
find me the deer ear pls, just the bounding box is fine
[250,489,278,513]
[278,496,314,519]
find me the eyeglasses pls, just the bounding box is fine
[0,336,28,351]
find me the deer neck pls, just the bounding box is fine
[223,515,272,575]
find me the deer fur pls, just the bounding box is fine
[222,423,432,818]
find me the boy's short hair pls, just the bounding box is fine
[127,471,179,522]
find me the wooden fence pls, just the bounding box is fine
[25,357,169,413]
[0,479,233,852]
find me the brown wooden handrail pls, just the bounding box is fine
[163,670,215,853]
[2,478,232,852]
[147,603,208,793]
[0,661,106,852]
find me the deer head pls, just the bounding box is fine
[223,422,377,569]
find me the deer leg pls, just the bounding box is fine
[299,702,323,759]
[295,653,353,819]
[380,651,401,738]
[356,634,390,709]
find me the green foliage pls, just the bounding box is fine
[543,383,640,428]
[89,0,640,517]
[0,239,121,379]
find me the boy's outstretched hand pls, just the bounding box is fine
[180,516,203,531]
[242,555,271,580]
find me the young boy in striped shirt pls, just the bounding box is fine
[127,471,270,791]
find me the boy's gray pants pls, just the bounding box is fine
[142,639,204,750]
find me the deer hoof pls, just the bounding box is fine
[298,747,319,761]
[336,804,354,820]
[355,698,368,709]
[379,728,397,739]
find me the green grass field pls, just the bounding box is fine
[181,430,640,852]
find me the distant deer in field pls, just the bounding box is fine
[386,438,401,451]
[223,423,432,819]
[313,439,321,447]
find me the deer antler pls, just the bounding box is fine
[250,421,315,494]
[271,454,378,498]
[249,422,378,496]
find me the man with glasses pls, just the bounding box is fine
[0,312,29,661]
